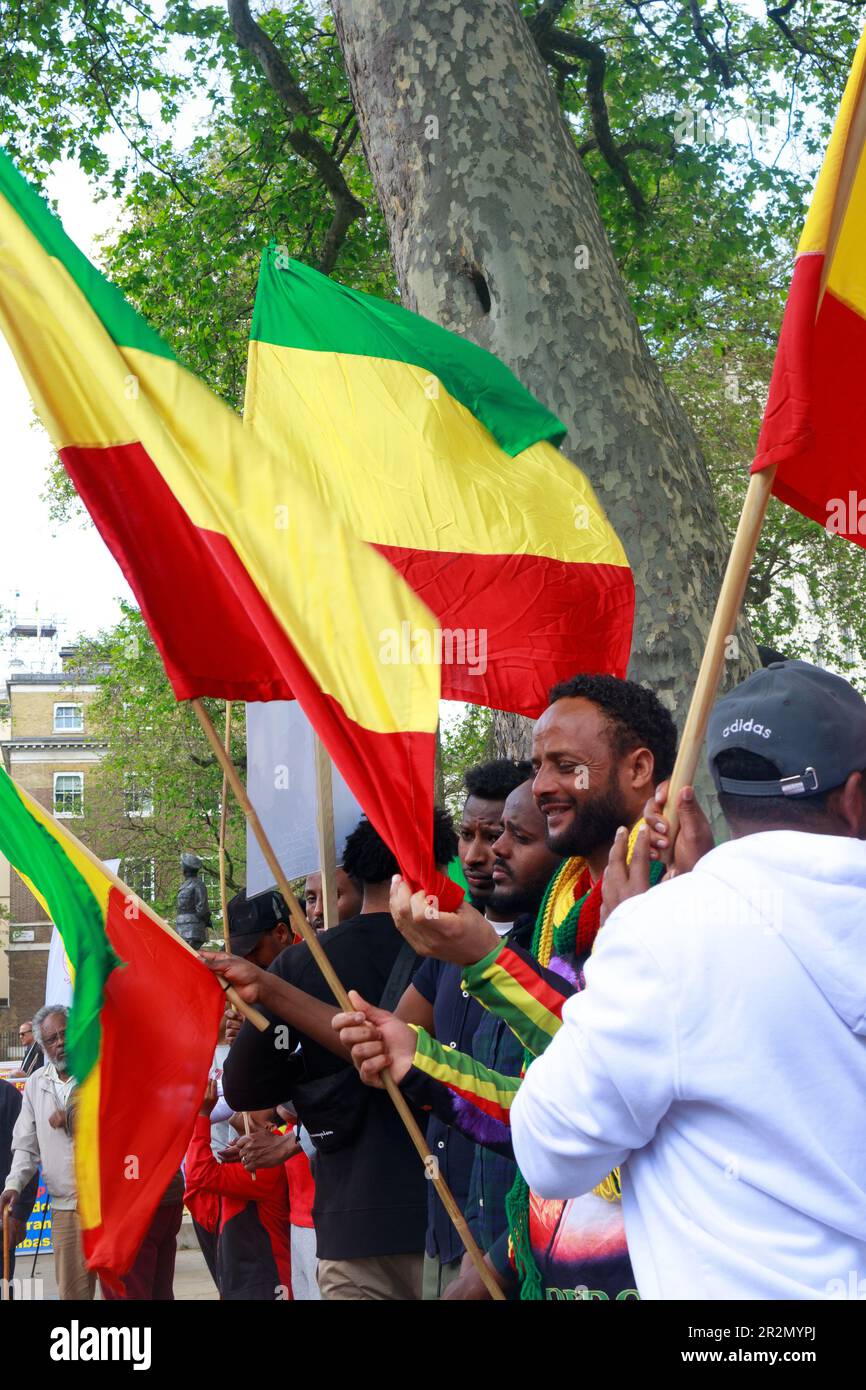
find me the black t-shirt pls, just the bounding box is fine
[223,912,427,1261]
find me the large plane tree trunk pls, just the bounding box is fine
[331,0,757,761]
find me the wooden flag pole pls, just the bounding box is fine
[215,700,256,1171]
[663,464,777,841]
[10,780,268,1035]
[218,701,234,953]
[2,1206,10,1299]
[665,61,866,842]
[313,734,339,932]
[191,698,505,1301]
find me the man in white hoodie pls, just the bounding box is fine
[511,658,866,1300]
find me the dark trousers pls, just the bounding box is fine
[101,1202,184,1300]
[192,1217,220,1292]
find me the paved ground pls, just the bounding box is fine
[12,1246,219,1301]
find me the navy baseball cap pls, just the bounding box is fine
[227,888,290,956]
[707,659,866,797]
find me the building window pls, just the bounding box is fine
[121,857,156,904]
[54,773,84,817]
[124,775,154,818]
[54,704,83,733]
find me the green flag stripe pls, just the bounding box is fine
[250,246,566,458]
[414,1026,522,1094]
[0,769,120,1082]
[0,148,173,360]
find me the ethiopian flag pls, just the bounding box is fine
[0,150,459,909]
[0,767,224,1281]
[753,26,866,543]
[245,252,634,717]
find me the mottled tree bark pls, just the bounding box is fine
[331,0,757,765]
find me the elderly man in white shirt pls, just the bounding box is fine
[0,1004,95,1299]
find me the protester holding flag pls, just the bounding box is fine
[0,766,226,1290]
[392,757,535,1297]
[1,1005,94,1300]
[507,660,866,1299]
[220,811,459,1300]
[334,674,679,1300]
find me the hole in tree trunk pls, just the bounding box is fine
[470,268,491,314]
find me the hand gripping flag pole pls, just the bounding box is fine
[191,699,506,1300]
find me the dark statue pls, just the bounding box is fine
[176,852,212,949]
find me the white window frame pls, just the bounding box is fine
[121,857,156,904]
[54,772,84,818]
[124,774,154,818]
[54,703,83,733]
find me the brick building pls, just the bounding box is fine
[0,663,109,1032]
[0,645,175,1037]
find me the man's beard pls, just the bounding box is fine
[466,885,494,911]
[489,878,546,918]
[544,776,631,860]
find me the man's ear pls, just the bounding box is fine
[835,769,866,837]
[628,746,655,793]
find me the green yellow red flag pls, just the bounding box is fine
[753,26,866,541]
[0,765,225,1282]
[245,251,634,717]
[0,148,459,910]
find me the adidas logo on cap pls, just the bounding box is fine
[721,716,772,739]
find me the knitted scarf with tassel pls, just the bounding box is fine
[505,824,665,1300]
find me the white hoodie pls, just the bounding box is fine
[510,830,866,1300]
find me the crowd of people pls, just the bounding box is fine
[2,655,866,1300]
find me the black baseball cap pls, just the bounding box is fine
[227,888,290,957]
[707,659,866,798]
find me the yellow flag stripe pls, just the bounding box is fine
[245,342,629,567]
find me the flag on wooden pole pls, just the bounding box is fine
[0,148,459,911]
[0,766,224,1284]
[753,26,866,542]
[245,251,634,716]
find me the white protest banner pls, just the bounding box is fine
[245,702,361,896]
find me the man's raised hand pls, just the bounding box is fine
[643,780,715,874]
[331,989,417,1087]
[601,823,652,925]
[389,876,499,966]
[199,951,266,1004]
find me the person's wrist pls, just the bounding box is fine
[460,935,505,986]
[255,970,277,1009]
[393,1025,423,1086]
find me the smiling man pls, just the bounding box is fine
[335,674,678,1300]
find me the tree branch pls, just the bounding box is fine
[226,0,365,273]
[687,0,734,87]
[537,30,649,218]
